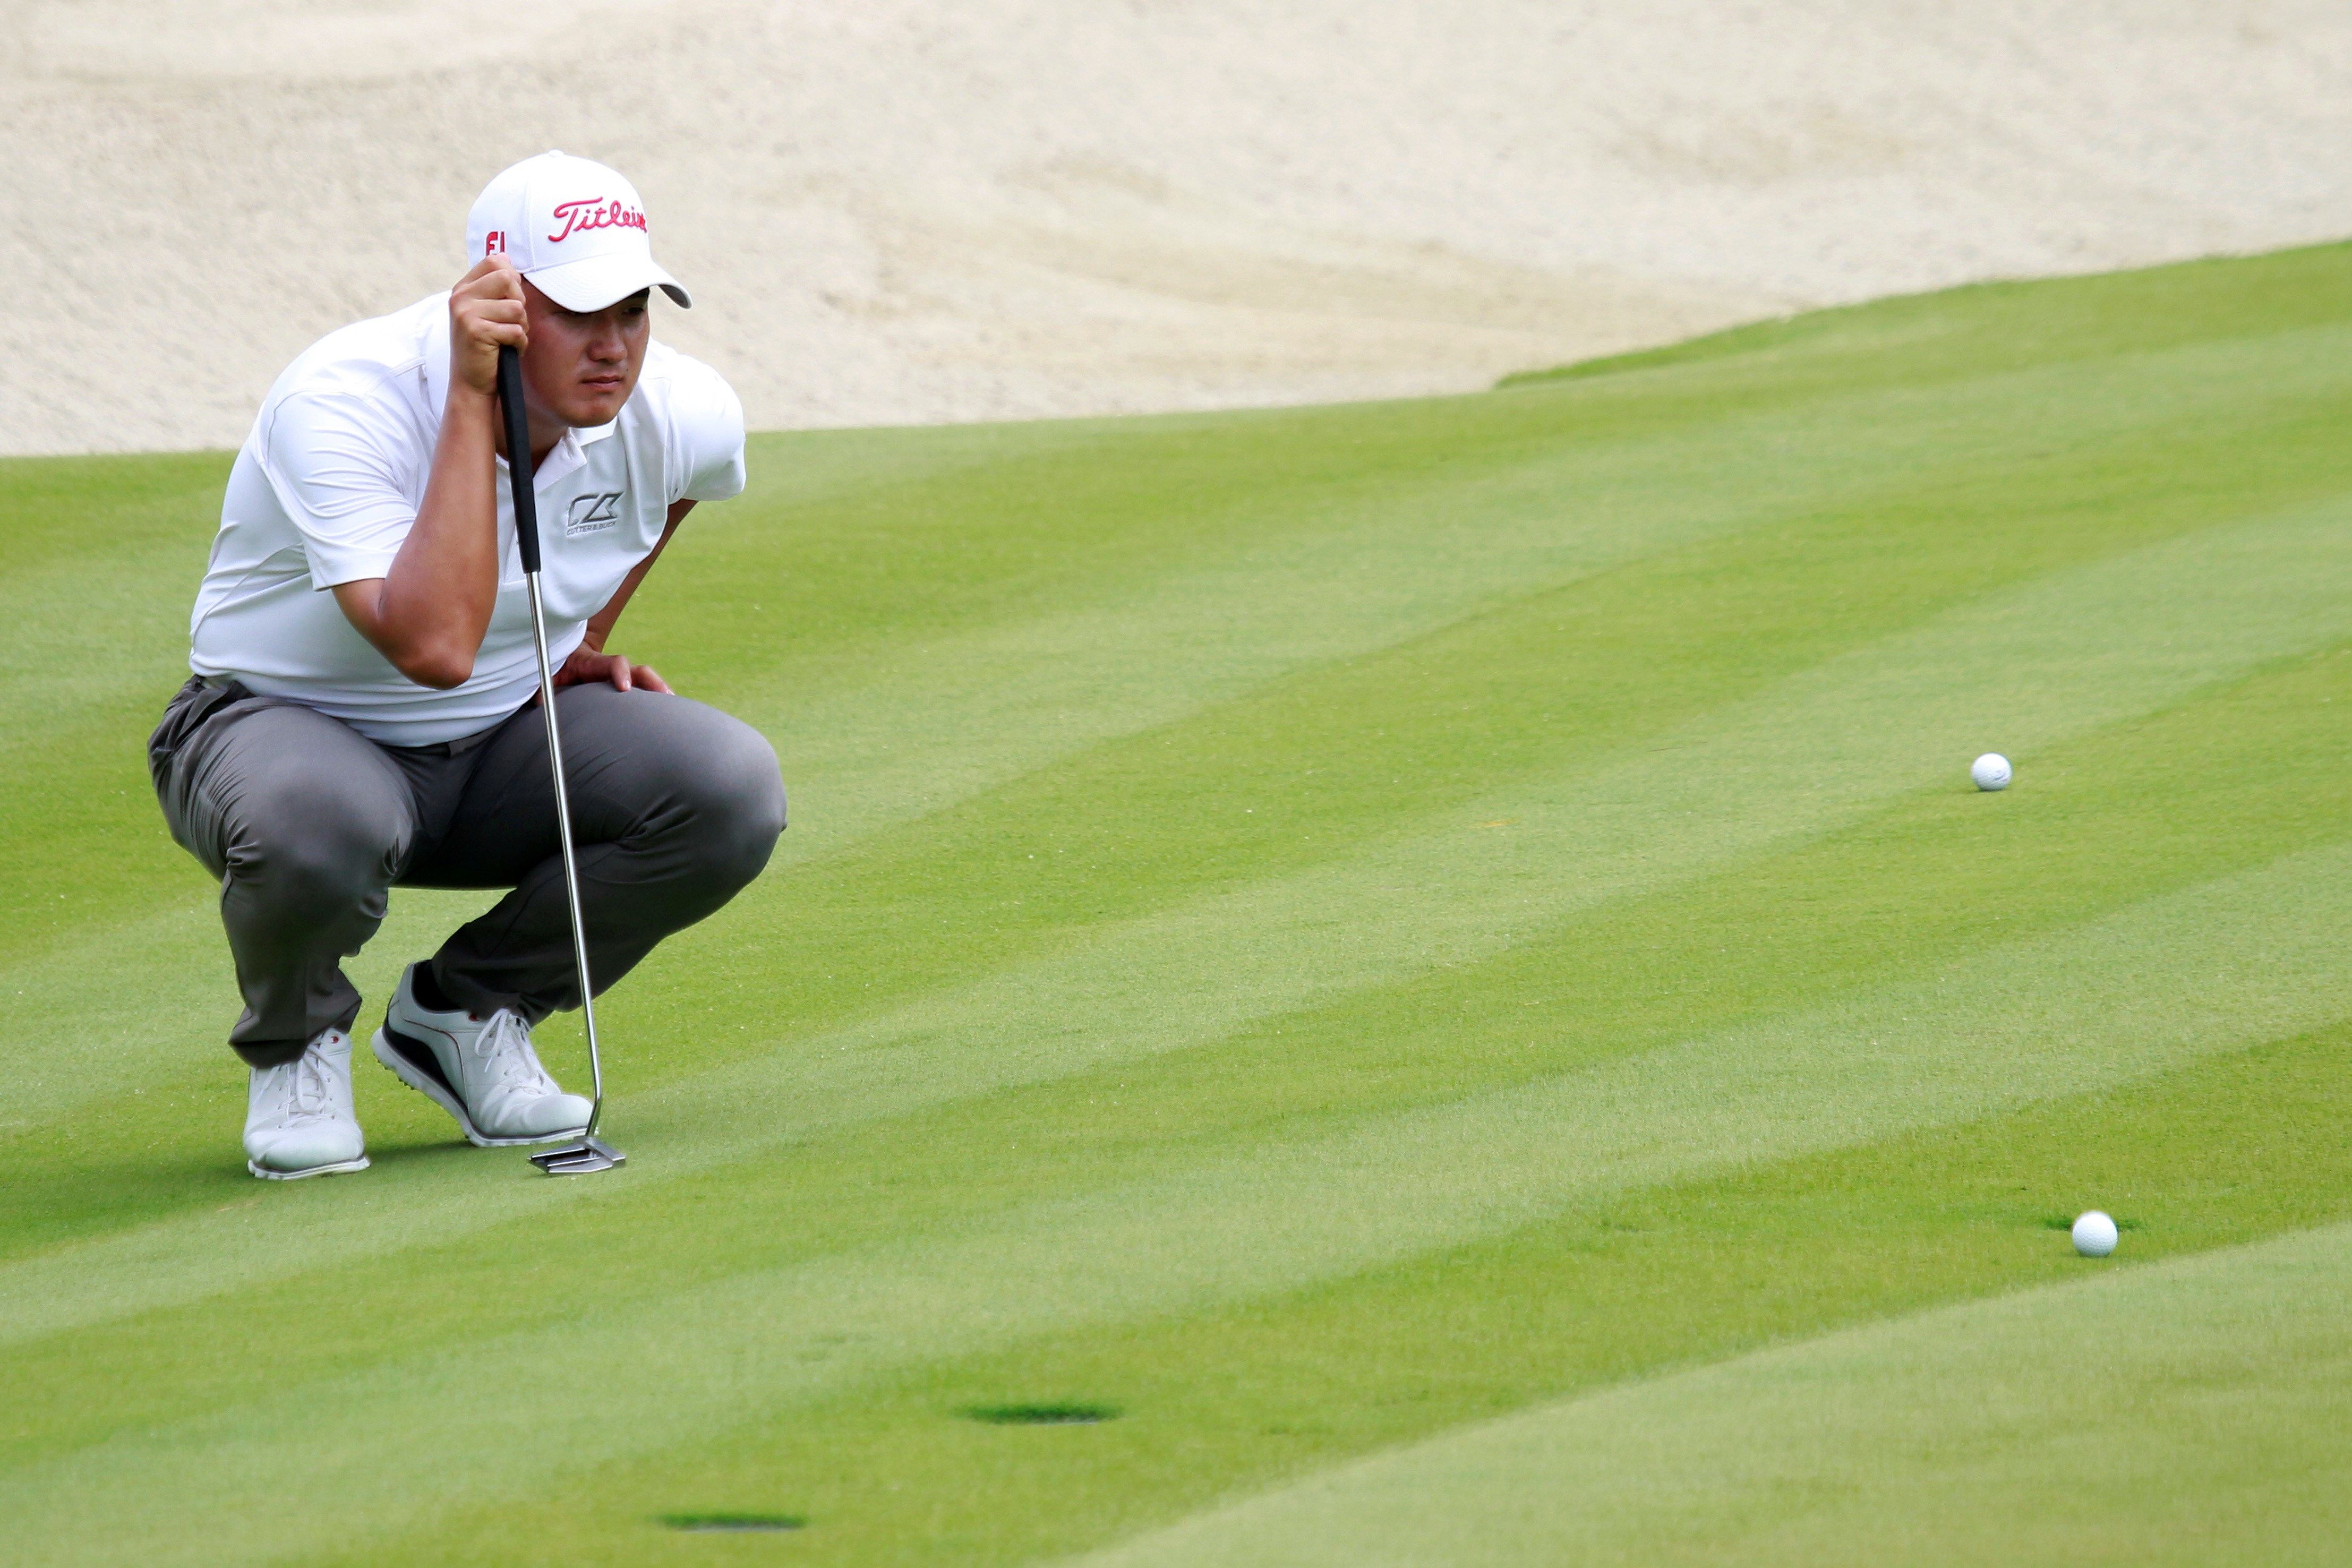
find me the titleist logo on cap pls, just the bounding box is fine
[549,198,648,244]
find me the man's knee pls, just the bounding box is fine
[666,706,785,882]
[225,772,408,910]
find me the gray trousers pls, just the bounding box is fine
[149,676,786,1067]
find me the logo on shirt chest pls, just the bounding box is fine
[563,491,625,537]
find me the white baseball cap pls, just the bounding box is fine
[465,150,691,311]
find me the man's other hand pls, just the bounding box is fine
[553,645,672,695]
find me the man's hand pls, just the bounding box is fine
[331,257,527,689]
[449,253,527,398]
[559,498,695,696]
[554,645,673,695]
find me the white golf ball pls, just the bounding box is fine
[1972,753,2012,791]
[2072,1210,2118,1257]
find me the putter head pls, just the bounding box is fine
[529,1135,626,1176]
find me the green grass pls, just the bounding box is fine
[2,240,2349,1565]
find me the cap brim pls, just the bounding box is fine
[526,253,691,311]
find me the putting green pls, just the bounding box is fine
[1,241,2348,1565]
[1082,1220,2352,1567]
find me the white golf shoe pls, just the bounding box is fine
[245,1027,370,1180]
[371,963,592,1147]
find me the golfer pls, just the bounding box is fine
[150,152,785,1179]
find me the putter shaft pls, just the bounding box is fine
[523,568,610,1134]
[498,345,622,1175]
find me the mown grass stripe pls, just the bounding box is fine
[1076,1220,2352,1566]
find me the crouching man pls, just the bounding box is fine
[151,152,785,1178]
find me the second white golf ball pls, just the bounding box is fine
[1972,752,2012,791]
[2072,1210,2118,1257]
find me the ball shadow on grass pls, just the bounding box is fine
[962,1401,1122,1425]
[659,1512,805,1532]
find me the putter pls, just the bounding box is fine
[495,344,626,1177]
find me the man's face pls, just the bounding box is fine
[520,281,650,429]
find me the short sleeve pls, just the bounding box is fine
[663,359,748,504]
[256,391,422,588]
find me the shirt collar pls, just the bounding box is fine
[516,426,587,489]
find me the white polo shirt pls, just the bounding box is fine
[190,292,746,747]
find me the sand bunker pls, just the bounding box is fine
[5,1,2349,455]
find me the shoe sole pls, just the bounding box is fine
[371,1024,587,1148]
[247,1155,371,1181]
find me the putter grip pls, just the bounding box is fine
[495,345,541,574]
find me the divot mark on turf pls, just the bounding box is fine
[661,1512,805,1532]
[963,1401,1121,1425]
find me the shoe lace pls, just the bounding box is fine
[284,1035,341,1124]
[473,1010,559,1098]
